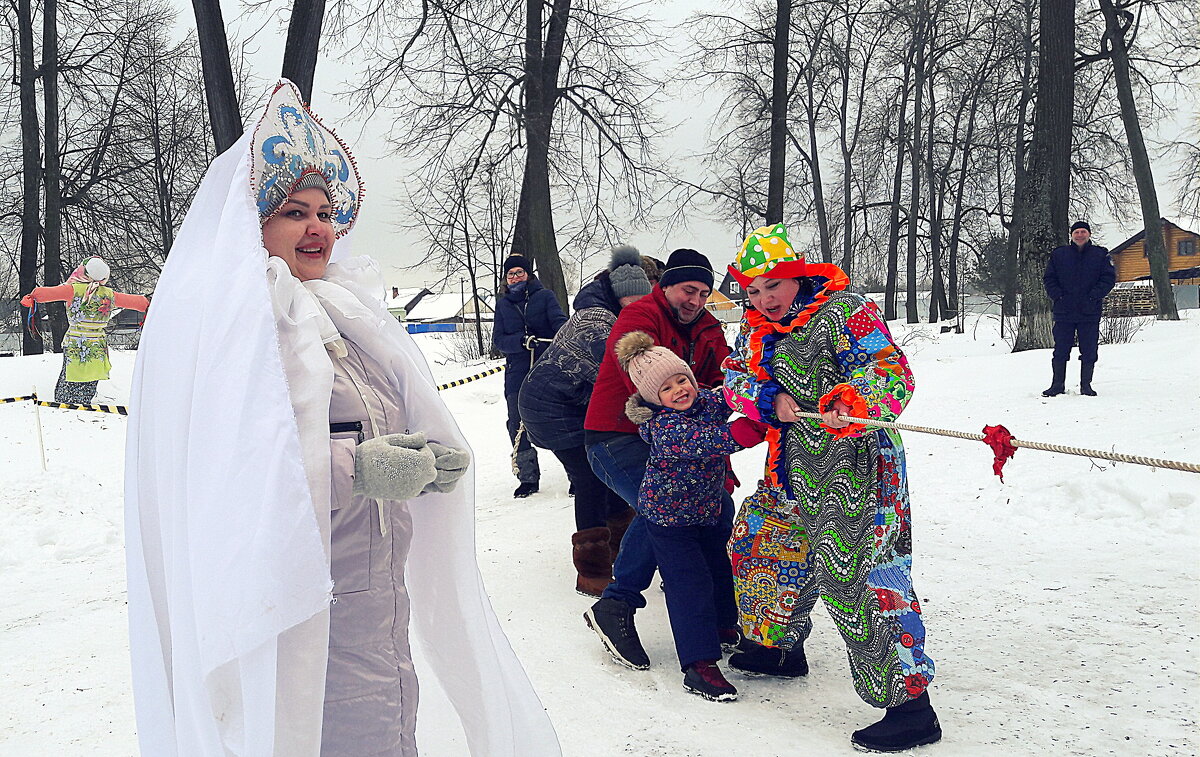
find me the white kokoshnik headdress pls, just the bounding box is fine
[251,81,363,236]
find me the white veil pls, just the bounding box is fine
[125,80,560,756]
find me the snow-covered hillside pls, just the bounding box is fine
[1,313,1197,756]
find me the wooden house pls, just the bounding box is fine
[1108,218,1200,285]
[704,288,744,322]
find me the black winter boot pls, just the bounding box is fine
[1042,360,1067,397]
[1080,362,1097,396]
[850,692,942,753]
[583,597,650,670]
[682,660,738,701]
[513,482,539,498]
[728,640,808,678]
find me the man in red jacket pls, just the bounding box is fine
[582,249,732,670]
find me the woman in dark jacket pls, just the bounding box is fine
[493,254,568,497]
[519,245,652,595]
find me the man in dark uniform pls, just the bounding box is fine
[1042,221,1116,396]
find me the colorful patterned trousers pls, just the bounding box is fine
[729,424,934,708]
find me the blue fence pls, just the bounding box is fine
[406,323,459,334]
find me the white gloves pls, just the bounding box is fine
[353,432,470,501]
[423,441,471,494]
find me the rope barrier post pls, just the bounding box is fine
[31,388,46,471]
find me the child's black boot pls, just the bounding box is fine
[682,660,738,702]
[728,639,807,678]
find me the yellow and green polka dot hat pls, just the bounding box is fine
[727,223,808,286]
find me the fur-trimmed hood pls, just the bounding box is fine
[624,393,655,425]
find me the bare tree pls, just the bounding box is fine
[1012,0,1075,351]
[336,0,667,310]
[192,0,242,152]
[4,0,214,354]
[1174,118,1200,220]
[1091,0,1181,318]
[767,0,791,224]
[15,0,42,354]
[282,0,326,102]
[42,0,66,346]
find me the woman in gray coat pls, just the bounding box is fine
[125,80,561,757]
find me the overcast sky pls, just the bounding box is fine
[188,0,1198,291]
[201,0,736,290]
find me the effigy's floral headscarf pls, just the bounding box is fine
[66,256,110,303]
[251,81,363,237]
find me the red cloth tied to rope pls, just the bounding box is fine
[982,424,1016,481]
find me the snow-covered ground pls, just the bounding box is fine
[1,313,1197,756]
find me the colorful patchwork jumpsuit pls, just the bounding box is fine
[723,273,934,708]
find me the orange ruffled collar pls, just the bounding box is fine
[743,262,850,382]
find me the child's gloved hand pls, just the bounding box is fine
[353,432,437,501]
[730,417,770,449]
[723,463,741,495]
[423,442,471,494]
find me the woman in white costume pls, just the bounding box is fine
[124,80,561,756]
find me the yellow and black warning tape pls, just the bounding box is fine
[0,393,128,415]
[35,399,128,415]
[437,365,504,391]
[4,364,500,413]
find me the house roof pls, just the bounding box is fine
[1110,217,1199,256]
[385,287,428,308]
[404,292,495,321]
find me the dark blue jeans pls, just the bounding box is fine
[587,434,734,610]
[587,435,654,608]
[646,504,738,669]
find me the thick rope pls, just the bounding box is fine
[794,411,1200,475]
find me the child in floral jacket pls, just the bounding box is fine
[616,331,768,701]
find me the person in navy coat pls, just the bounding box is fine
[493,254,568,496]
[1042,221,1116,396]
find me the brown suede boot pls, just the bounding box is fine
[606,506,636,560]
[572,527,613,597]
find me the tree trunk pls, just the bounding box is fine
[510,0,571,311]
[837,13,865,275]
[42,0,67,351]
[884,47,913,321]
[804,107,833,263]
[904,6,926,324]
[1013,0,1074,352]
[1098,0,1178,319]
[946,91,981,322]
[17,0,42,355]
[925,69,945,323]
[192,0,242,153]
[766,0,791,225]
[282,0,326,104]
[1002,2,1036,320]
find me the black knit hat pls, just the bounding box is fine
[1070,221,1091,232]
[658,248,714,289]
[503,254,532,274]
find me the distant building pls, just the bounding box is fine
[1109,218,1200,285]
[718,272,747,305]
[704,288,744,323]
[386,285,495,326]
